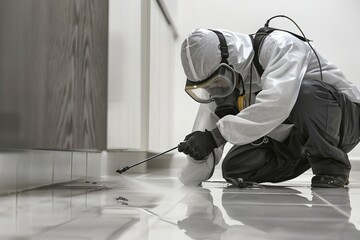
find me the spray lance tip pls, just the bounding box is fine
[116,166,130,174]
[115,145,179,175]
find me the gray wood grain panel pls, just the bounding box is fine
[0,0,108,150]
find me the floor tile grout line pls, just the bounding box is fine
[52,152,55,185]
[152,188,198,220]
[312,191,351,218]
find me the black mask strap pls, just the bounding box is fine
[209,29,229,64]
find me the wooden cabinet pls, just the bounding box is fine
[0,0,177,152]
[0,0,108,150]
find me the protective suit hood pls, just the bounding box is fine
[181,28,254,82]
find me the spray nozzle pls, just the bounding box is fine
[116,145,179,174]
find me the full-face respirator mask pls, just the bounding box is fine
[184,30,248,119]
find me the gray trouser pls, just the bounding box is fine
[222,79,360,183]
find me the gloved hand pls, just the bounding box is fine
[178,130,217,160]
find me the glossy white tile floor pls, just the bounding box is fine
[1,165,360,240]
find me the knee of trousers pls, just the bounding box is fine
[222,157,249,180]
[221,151,247,179]
[221,146,268,179]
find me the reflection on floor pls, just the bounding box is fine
[1,166,360,240]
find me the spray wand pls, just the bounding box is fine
[116,145,180,174]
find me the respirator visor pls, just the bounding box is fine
[185,63,237,103]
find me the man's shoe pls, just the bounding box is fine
[311,175,349,188]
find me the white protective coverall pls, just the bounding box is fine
[179,28,360,185]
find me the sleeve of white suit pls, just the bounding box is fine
[179,103,224,185]
[216,31,313,145]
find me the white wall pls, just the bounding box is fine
[148,0,176,151]
[107,0,177,152]
[173,0,360,159]
[107,0,144,150]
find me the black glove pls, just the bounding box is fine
[178,130,217,160]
